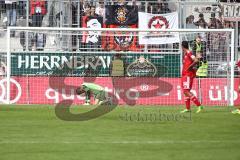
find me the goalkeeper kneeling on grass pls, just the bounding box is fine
[76,83,109,105]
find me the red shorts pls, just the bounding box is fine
[181,76,194,90]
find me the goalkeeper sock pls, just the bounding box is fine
[85,91,91,103]
[185,97,191,110]
[190,96,201,107]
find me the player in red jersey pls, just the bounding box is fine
[180,41,203,113]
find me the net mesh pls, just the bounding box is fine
[5,27,234,106]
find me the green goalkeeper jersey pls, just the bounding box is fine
[82,83,104,96]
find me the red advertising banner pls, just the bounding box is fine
[2,77,240,106]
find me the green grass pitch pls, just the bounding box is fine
[0,105,240,160]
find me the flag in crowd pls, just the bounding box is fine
[138,12,179,45]
[81,15,103,44]
[105,5,138,25]
[103,24,141,51]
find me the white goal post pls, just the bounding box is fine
[5,27,235,106]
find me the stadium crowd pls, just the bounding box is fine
[0,0,239,54]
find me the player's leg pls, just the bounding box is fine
[180,76,203,113]
[180,89,192,113]
[181,89,203,113]
[232,108,240,114]
[232,81,240,114]
[76,87,90,105]
[189,77,203,113]
[95,98,100,105]
[180,76,191,113]
[94,91,110,105]
[84,91,91,105]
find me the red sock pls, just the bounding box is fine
[190,96,201,107]
[185,97,191,110]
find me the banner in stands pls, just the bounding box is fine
[138,12,179,44]
[2,77,240,105]
[103,24,142,51]
[221,3,240,21]
[105,5,138,25]
[81,16,103,44]
[11,52,180,77]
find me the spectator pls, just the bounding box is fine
[191,35,207,62]
[18,1,27,18]
[30,0,47,27]
[0,1,6,22]
[191,36,208,77]
[110,53,125,77]
[5,0,17,36]
[208,29,227,61]
[147,2,155,13]
[184,15,197,50]
[194,13,208,42]
[208,13,223,29]
[159,2,171,14]
[83,3,91,16]
[80,3,91,51]
[215,18,228,60]
[71,1,82,51]
[0,61,7,76]
[186,15,197,29]
[29,0,47,51]
[137,1,145,12]
[194,13,208,29]
[19,18,34,51]
[96,1,105,20]
[35,31,46,51]
[224,20,236,29]
[90,6,98,17]
[20,32,35,51]
[148,1,171,14]
[48,0,60,27]
[185,15,198,43]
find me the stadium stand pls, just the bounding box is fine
[0,0,240,59]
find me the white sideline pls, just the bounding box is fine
[0,140,239,144]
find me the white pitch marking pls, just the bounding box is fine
[0,140,239,144]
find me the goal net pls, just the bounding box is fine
[4,27,235,106]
